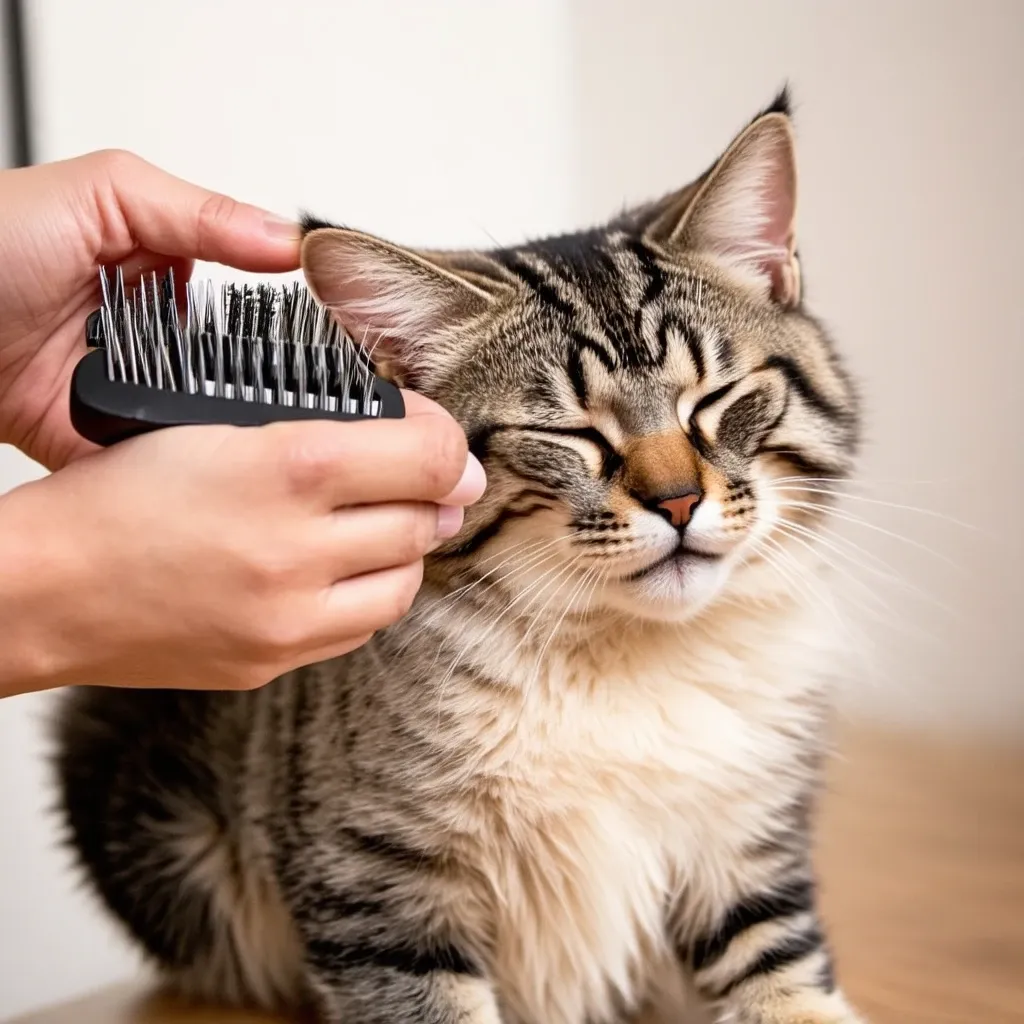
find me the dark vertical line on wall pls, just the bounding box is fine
[3,0,34,167]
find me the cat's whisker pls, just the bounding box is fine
[423,545,571,675]
[470,558,593,707]
[526,562,601,686]
[399,536,565,653]
[769,485,978,532]
[514,559,598,724]
[401,538,542,635]
[430,559,574,726]
[509,556,591,662]
[772,501,961,568]
[773,522,894,588]
[770,523,894,614]
[760,533,935,651]
[755,535,867,651]
[578,565,608,628]
[779,518,954,616]
[774,517,930,597]
[770,474,954,489]
[435,535,555,599]
[408,534,579,654]
[433,554,585,706]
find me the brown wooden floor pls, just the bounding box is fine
[816,726,1024,1024]
[10,723,1024,1024]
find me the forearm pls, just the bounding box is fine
[0,410,482,698]
[0,479,85,698]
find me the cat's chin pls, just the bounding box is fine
[605,552,732,623]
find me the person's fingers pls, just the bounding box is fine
[262,415,486,509]
[397,392,486,504]
[313,560,426,643]
[319,501,459,582]
[86,150,300,271]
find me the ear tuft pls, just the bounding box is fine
[758,83,793,120]
[300,212,343,235]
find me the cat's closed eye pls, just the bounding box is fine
[517,425,622,478]
[686,373,788,460]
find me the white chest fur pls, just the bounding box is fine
[444,604,835,1024]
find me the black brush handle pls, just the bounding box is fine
[70,349,405,447]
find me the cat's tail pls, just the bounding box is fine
[51,687,305,1011]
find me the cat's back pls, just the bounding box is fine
[52,684,308,1006]
[54,685,250,833]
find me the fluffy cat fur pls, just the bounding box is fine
[54,90,868,1024]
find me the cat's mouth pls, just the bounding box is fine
[624,543,723,582]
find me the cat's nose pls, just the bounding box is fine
[656,491,702,529]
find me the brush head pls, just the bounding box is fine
[71,266,403,446]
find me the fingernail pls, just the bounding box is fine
[442,453,487,506]
[263,213,301,239]
[434,504,465,542]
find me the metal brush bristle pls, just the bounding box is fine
[95,266,381,416]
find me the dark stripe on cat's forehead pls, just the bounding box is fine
[498,235,688,383]
[566,343,590,407]
[499,252,580,324]
[626,239,668,334]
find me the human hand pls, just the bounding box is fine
[0,391,485,697]
[0,149,300,470]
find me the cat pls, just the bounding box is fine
[54,90,867,1024]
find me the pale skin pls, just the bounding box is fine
[0,149,486,699]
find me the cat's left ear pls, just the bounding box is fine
[301,222,504,385]
[644,96,801,308]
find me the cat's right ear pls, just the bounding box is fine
[628,90,802,309]
[301,222,498,385]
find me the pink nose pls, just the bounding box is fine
[657,492,701,529]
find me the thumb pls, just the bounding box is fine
[85,150,301,272]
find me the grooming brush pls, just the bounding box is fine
[71,265,403,446]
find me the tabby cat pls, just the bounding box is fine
[54,92,866,1024]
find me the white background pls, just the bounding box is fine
[1,0,1021,1016]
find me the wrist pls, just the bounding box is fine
[0,477,89,697]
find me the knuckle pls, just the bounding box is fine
[238,547,293,592]
[92,148,142,176]
[277,430,335,499]
[388,561,424,623]
[249,610,307,659]
[419,418,467,497]
[399,505,438,562]
[196,191,242,252]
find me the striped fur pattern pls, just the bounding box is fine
[54,92,867,1023]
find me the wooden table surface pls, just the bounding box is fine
[10,724,1024,1024]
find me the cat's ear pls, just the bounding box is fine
[643,92,801,308]
[301,221,501,384]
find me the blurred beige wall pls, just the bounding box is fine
[566,0,1024,736]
